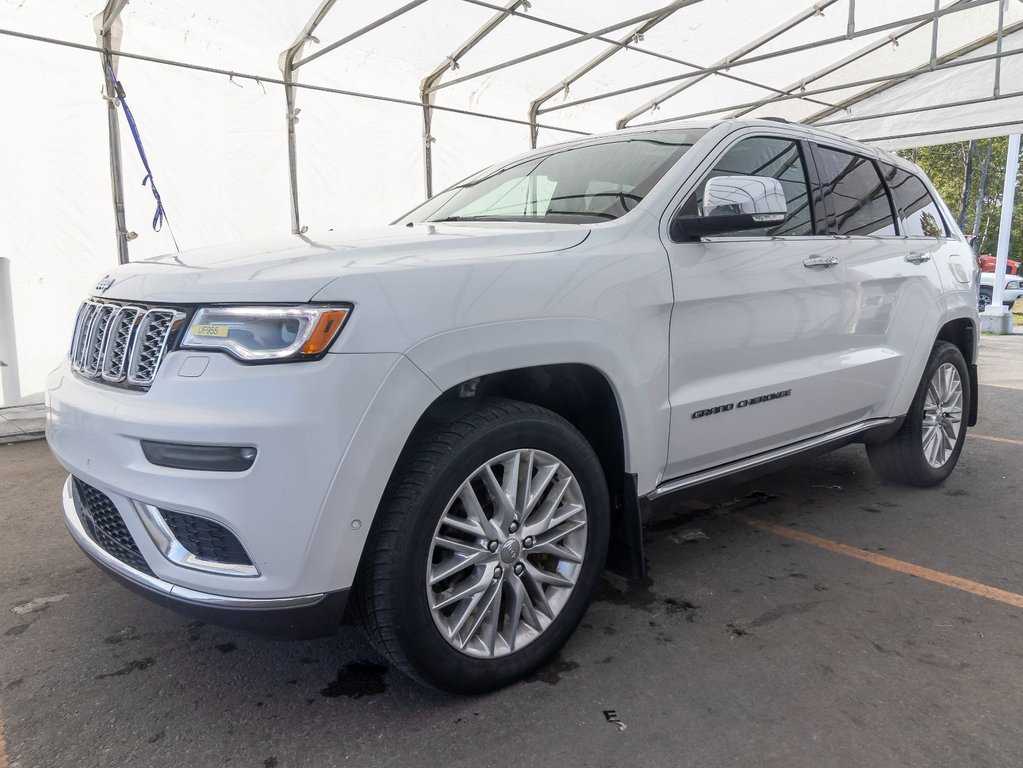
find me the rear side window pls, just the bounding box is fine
[880,164,949,237]
[815,146,897,236]
[680,136,814,236]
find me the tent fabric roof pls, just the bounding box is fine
[0,0,1020,398]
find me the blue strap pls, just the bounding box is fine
[106,61,168,232]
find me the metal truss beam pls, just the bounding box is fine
[292,0,429,70]
[617,0,840,130]
[426,0,707,95]
[420,0,526,198]
[540,0,999,117]
[798,19,1023,125]
[730,0,974,121]
[628,44,1023,127]
[527,6,680,148]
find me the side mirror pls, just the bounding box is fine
[671,175,788,240]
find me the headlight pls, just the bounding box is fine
[181,305,351,362]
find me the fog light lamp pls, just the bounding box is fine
[141,440,257,472]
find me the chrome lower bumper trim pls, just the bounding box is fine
[647,418,897,500]
[61,476,325,610]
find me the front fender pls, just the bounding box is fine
[404,318,669,495]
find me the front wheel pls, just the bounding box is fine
[866,341,970,487]
[354,398,609,693]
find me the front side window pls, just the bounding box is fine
[679,136,814,237]
[402,129,706,225]
[880,164,949,238]
[815,146,897,236]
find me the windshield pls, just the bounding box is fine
[401,129,706,225]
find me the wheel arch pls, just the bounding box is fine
[935,315,979,427]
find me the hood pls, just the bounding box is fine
[95,223,589,304]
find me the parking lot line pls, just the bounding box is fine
[971,433,1023,447]
[0,705,9,768]
[744,516,1023,610]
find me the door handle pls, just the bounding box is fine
[803,255,839,268]
[905,251,932,264]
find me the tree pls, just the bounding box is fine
[898,136,1023,259]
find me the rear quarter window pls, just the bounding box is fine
[879,163,949,238]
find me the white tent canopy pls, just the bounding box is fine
[0,0,1020,401]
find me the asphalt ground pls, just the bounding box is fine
[1,339,1021,768]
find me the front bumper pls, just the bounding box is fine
[63,477,348,637]
[47,349,441,606]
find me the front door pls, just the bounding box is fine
[660,134,860,481]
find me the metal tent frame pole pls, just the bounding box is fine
[616,0,840,130]
[420,0,526,199]
[988,132,1021,315]
[538,0,999,118]
[94,0,129,265]
[279,0,337,236]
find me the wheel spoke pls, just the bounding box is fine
[433,565,494,610]
[524,560,575,589]
[481,465,515,528]
[462,580,502,650]
[433,534,488,557]
[530,540,583,564]
[522,461,560,522]
[459,485,500,540]
[430,550,489,586]
[524,476,572,536]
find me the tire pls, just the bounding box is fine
[866,341,970,487]
[353,397,610,693]
[978,287,992,312]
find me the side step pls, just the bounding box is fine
[646,418,898,501]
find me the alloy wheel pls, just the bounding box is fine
[426,448,587,658]
[921,362,964,469]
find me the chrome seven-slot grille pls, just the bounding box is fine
[69,300,184,389]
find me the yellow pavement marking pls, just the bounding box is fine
[0,704,9,768]
[971,433,1023,447]
[744,517,1023,610]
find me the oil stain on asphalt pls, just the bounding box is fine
[321,662,388,699]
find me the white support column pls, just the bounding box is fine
[983,132,1020,334]
[0,258,22,406]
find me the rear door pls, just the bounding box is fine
[660,132,853,480]
[812,144,944,421]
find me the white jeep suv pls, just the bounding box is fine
[47,119,979,693]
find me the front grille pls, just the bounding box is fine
[69,300,184,389]
[72,478,154,576]
[160,510,253,566]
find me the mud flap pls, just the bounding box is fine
[605,473,645,579]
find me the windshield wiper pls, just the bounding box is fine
[426,216,516,223]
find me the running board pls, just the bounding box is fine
[645,418,898,501]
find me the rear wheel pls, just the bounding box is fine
[978,287,992,312]
[866,341,969,487]
[354,398,609,693]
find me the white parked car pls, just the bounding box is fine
[978,270,1023,310]
[47,119,979,692]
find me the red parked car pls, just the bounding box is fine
[979,253,1022,275]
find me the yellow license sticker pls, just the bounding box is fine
[191,324,229,338]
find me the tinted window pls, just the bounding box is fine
[815,146,897,236]
[880,163,948,237]
[403,129,706,225]
[681,137,813,236]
